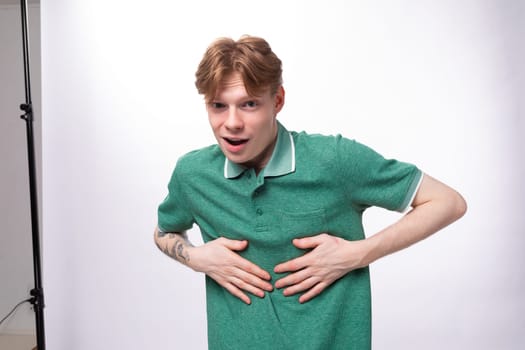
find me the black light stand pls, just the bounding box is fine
[19,0,46,349]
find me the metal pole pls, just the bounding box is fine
[19,0,46,348]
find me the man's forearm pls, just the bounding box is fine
[361,174,467,266]
[362,197,464,265]
[154,227,193,265]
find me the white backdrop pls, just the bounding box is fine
[42,1,524,349]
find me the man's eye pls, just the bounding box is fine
[243,101,258,108]
[210,102,226,109]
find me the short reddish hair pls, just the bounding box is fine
[195,35,283,102]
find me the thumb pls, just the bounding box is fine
[219,237,249,252]
[292,234,324,249]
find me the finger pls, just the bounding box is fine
[231,275,268,298]
[274,255,309,274]
[223,281,252,305]
[282,276,319,297]
[274,268,311,289]
[235,256,272,281]
[235,267,273,292]
[298,282,328,304]
[218,239,272,280]
[292,234,326,250]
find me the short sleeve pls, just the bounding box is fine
[336,136,422,212]
[157,162,195,233]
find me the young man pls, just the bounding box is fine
[154,35,466,350]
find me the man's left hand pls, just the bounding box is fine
[274,233,370,303]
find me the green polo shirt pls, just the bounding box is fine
[158,122,422,350]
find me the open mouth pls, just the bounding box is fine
[224,137,248,146]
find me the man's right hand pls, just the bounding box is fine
[188,237,273,304]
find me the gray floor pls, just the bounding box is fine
[0,334,36,350]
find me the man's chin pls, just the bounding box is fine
[225,155,248,165]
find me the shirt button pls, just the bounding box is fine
[254,190,259,197]
[256,208,263,216]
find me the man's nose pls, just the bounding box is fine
[224,108,243,130]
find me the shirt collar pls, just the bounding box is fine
[224,121,296,179]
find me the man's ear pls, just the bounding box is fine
[274,86,285,113]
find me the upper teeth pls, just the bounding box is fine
[228,139,244,145]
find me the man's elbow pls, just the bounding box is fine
[450,190,467,221]
[153,226,162,250]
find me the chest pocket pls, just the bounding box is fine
[253,207,327,246]
[280,208,327,238]
[244,207,327,274]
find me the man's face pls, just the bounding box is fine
[207,73,284,172]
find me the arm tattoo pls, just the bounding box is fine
[173,240,190,263]
[156,230,168,238]
[156,231,191,264]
